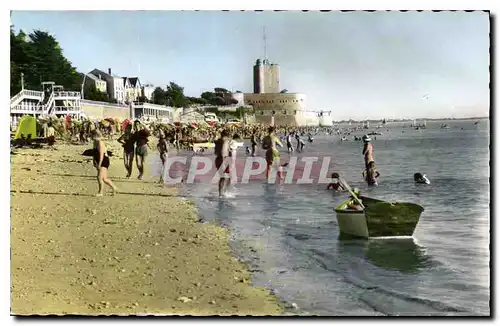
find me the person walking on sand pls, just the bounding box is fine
[92,130,118,196]
[117,124,135,178]
[214,130,231,197]
[134,127,151,180]
[157,130,169,183]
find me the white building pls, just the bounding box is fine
[141,84,155,101]
[90,68,125,104]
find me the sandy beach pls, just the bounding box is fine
[10,141,282,315]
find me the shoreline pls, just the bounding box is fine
[10,142,283,315]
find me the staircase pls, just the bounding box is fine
[43,92,56,115]
[10,89,43,109]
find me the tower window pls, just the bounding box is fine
[260,111,264,115]
[283,110,287,115]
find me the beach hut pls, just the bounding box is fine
[14,115,37,140]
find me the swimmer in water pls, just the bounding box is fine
[214,130,231,197]
[414,172,431,184]
[262,126,284,180]
[327,172,345,191]
[363,162,380,186]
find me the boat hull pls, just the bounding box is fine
[335,209,369,238]
[363,201,423,237]
[334,197,424,239]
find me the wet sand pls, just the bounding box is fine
[10,142,282,315]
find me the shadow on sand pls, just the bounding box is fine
[11,190,176,198]
[40,173,156,184]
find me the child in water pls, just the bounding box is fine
[363,162,380,186]
[327,173,345,191]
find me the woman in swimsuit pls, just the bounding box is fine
[92,130,117,196]
[262,126,283,180]
[117,124,135,178]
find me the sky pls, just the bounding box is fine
[11,10,490,120]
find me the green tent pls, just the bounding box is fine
[14,115,37,140]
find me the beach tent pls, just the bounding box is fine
[14,115,37,140]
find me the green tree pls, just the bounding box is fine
[10,28,81,95]
[137,95,148,103]
[187,96,208,105]
[152,87,166,105]
[214,87,229,94]
[10,28,33,95]
[84,84,109,102]
[165,82,190,108]
[199,88,238,106]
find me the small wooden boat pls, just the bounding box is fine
[334,180,424,239]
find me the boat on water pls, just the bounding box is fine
[334,180,425,239]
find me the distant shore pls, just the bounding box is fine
[333,117,489,124]
[10,142,282,315]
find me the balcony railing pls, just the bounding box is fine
[11,104,44,113]
[24,90,44,98]
[10,89,44,108]
[54,91,81,98]
[53,106,82,112]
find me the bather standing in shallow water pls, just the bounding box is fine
[262,126,284,180]
[362,135,375,170]
[214,130,231,197]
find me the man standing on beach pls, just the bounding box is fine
[214,130,231,197]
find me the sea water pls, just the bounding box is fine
[158,119,490,316]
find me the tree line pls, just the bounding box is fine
[151,85,241,108]
[10,27,113,102]
[10,28,245,108]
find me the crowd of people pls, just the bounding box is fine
[11,115,430,198]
